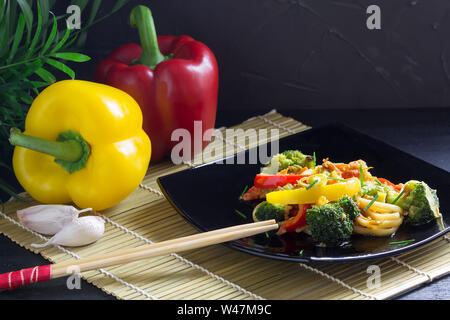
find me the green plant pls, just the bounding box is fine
[0,0,130,201]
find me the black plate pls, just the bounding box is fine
[157,124,449,262]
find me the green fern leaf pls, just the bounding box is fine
[51,52,90,62]
[45,58,75,79]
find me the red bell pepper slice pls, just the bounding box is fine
[254,174,310,189]
[277,204,312,235]
[377,178,403,191]
[94,5,218,162]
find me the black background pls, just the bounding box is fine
[59,0,450,110]
[0,0,449,300]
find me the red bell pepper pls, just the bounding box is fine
[277,204,311,235]
[94,5,218,162]
[377,178,403,191]
[254,174,310,189]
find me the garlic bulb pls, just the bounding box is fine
[31,216,105,248]
[17,205,92,235]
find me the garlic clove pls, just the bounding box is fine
[31,216,105,248]
[17,205,92,235]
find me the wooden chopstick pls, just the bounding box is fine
[50,219,277,276]
[46,219,277,279]
[51,219,277,278]
[0,220,277,290]
[51,220,278,279]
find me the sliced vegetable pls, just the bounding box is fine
[254,174,309,189]
[377,178,403,191]
[305,179,319,190]
[389,239,415,246]
[277,204,311,235]
[327,177,347,182]
[391,189,405,205]
[266,178,361,205]
[239,185,249,199]
[359,164,364,188]
[363,194,379,212]
[241,186,273,201]
[235,209,247,219]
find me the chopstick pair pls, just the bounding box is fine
[0,219,278,290]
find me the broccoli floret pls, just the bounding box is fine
[281,150,315,169]
[393,180,441,225]
[252,201,286,222]
[337,195,360,220]
[306,201,354,246]
[262,150,314,174]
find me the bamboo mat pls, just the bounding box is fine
[1,110,449,300]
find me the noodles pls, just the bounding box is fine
[356,197,403,213]
[353,197,404,237]
[367,211,400,221]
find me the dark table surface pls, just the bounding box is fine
[1,107,449,300]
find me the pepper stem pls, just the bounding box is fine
[9,128,82,161]
[9,128,90,174]
[129,5,165,69]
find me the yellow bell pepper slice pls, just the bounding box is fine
[9,80,151,211]
[266,178,361,205]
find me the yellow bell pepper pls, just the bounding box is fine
[9,80,151,211]
[266,178,361,205]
